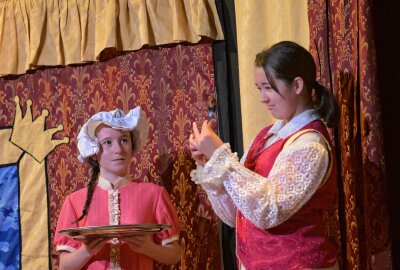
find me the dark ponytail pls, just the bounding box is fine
[313,81,339,128]
[73,158,100,224]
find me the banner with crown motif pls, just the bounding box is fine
[0,96,69,269]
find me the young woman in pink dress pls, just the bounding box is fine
[189,41,340,269]
[54,107,180,270]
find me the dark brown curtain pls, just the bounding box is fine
[0,42,221,269]
[308,1,392,269]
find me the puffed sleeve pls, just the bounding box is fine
[153,188,180,246]
[53,195,82,253]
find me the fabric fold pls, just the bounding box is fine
[0,0,224,76]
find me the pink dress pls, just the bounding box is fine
[54,176,180,270]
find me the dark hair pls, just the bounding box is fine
[255,41,338,128]
[73,158,100,224]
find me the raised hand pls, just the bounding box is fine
[189,132,208,166]
[10,96,69,162]
[189,120,223,160]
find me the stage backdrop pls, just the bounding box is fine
[308,0,392,269]
[0,42,221,269]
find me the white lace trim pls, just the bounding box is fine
[161,235,180,246]
[108,188,121,270]
[190,132,330,229]
[190,144,238,227]
[56,245,77,253]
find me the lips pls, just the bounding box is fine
[112,158,125,162]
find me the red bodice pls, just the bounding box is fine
[237,120,338,269]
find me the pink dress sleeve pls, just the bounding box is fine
[53,194,83,252]
[153,188,180,245]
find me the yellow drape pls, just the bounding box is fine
[0,0,224,76]
[234,0,309,149]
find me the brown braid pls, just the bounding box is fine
[72,158,100,224]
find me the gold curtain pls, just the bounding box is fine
[234,0,309,149]
[0,0,224,76]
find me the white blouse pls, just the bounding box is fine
[190,109,332,229]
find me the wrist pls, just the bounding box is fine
[79,244,96,258]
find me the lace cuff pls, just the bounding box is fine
[190,143,239,193]
[189,143,239,227]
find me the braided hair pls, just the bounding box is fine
[73,158,100,224]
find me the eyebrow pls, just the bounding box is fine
[98,135,129,142]
[255,82,271,86]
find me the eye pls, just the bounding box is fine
[121,138,129,144]
[102,140,112,146]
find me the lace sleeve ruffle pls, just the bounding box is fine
[189,143,240,227]
[223,140,329,229]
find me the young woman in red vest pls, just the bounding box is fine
[189,41,339,270]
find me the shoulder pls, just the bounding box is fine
[285,129,329,151]
[66,187,88,199]
[127,181,165,196]
[61,187,88,207]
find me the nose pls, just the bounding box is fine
[112,142,123,153]
[260,90,270,103]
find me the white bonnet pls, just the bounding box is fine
[77,106,149,162]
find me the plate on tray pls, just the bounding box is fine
[58,224,171,240]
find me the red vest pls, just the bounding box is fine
[237,120,338,269]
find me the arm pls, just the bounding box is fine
[190,141,255,227]
[55,195,108,270]
[120,235,180,265]
[202,132,330,229]
[59,238,108,270]
[190,155,238,227]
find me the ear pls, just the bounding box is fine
[293,77,305,95]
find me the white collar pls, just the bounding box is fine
[267,109,320,139]
[97,175,131,190]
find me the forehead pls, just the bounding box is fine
[95,124,131,139]
[254,67,269,82]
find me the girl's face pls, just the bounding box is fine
[254,67,302,123]
[94,125,133,181]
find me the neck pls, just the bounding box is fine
[285,103,314,124]
[99,171,128,185]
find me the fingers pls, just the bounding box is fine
[121,234,151,253]
[82,237,108,255]
[201,120,209,133]
[192,122,200,139]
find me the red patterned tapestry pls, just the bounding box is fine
[0,42,221,269]
[308,1,392,269]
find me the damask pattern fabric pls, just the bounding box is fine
[0,42,220,269]
[308,1,392,269]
